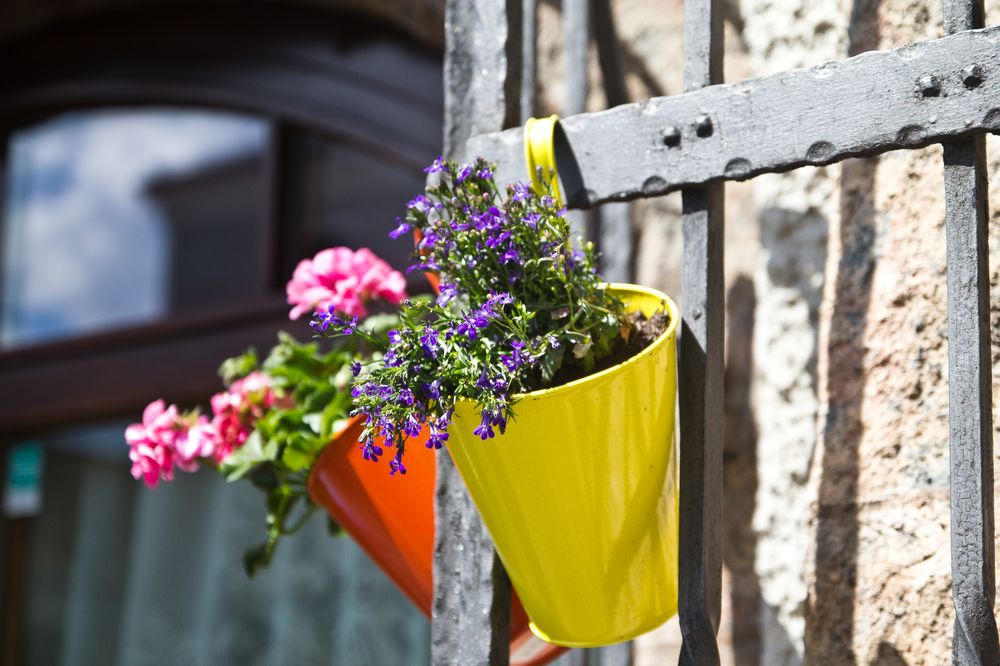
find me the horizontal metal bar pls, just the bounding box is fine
[467,24,1000,207]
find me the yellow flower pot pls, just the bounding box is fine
[447,283,679,647]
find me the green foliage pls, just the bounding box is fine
[218,333,382,575]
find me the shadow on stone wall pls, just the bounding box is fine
[804,0,881,660]
[723,276,762,666]
[805,156,878,662]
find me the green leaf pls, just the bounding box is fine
[219,349,259,385]
[319,392,351,439]
[281,431,325,472]
[302,412,323,435]
[327,516,344,537]
[220,431,269,481]
[330,363,354,392]
[243,542,273,577]
[539,346,565,384]
[360,313,403,337]
[248,465,279,491]
[281,445,313,472]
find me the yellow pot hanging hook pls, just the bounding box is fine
[523,115,562,204]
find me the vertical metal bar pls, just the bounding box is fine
[592,0,634,285]
[561,6,596,662]
[563,0,590,243]
[564,0,589,115]
[942,4,998,665]
[597,203,634,283]
[434,1,521,664]
[678,0,724,663]
[591,0,629,108]
[521,0,537,124]
[600,641,635,666]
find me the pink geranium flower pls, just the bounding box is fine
[207,371,284,464]
[125,400,183,488]
[125,373,287,485]
[286,247,407,320]
[174,417,217,470]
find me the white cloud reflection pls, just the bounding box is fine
[1,109,267,348]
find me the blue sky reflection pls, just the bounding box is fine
[1,109,266,348]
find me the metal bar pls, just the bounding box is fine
[591,0,630,108]
[564,0,590,115]
[943,3,999,663]
[944,135,999,663]
[563,0,590,242]
[468,25,1000,207]
[445,0,522,161]
[592,0,634,284]
[678,0,724,663]
[521,0,537,122]
[434,0,520,664]
[600,642,635,666]
[597,202,634,282]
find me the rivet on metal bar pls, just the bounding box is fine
[662,126,682,147]
[695,114,713,137]
[917,74,941,97]
[962,64,983,88]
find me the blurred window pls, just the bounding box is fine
[0,11,443,665]
[1,109,270,348]
[290,134,428,292]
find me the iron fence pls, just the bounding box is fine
[433,0,999,663]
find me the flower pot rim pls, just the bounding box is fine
[509,281,678,401]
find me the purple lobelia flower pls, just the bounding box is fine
[455,309,491,339]
[361,440,384,462]
[426,410,452,449]
[424,379,441,400]
[481,291,513,319]
[419,327,440,359]
[402,413,422,437]
[500,244,521,265]
[436,283,459,305]
[389,218,412,239]
[472,407,508,440]
[389,450,407,476]
[407,194,431,213]
[312,310,359,335]
[454,163,473,184]
[418,230,439,250]
[501,340,528,371]
[424,156,448,174]
[397,387,415,406]
[511,182,531,202]
[485,230,511,249]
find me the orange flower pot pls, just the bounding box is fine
[307,417,565,666]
